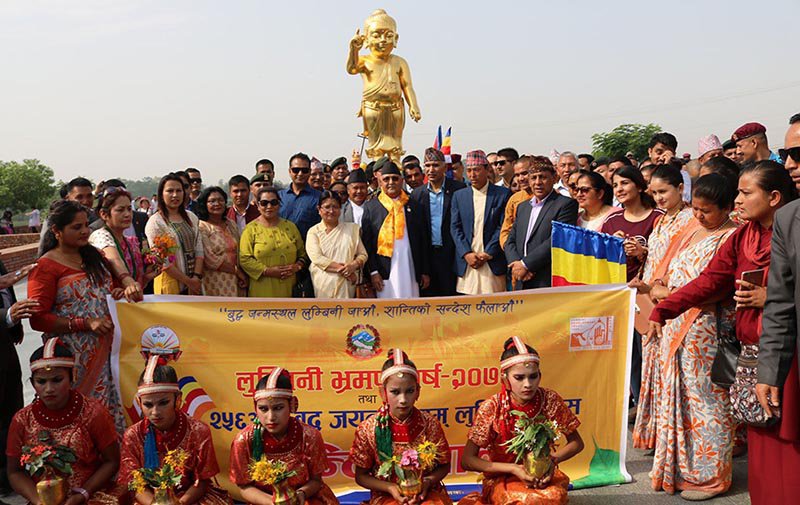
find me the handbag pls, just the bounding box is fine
[711,305,740,389]
[728,343,778,427]
[355,270,376,299]
[291,268,315,298]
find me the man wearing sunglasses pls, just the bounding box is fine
[361,162,430,298]
[757,113,800,479]
[493,147,518,189]
[279,152,321,240]
[732,122,783,165]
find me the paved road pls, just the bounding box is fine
[4,278,751,504]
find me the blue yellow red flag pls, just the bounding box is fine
[551,222,626,286]
[442,127,452,156]
[433,125,443,150]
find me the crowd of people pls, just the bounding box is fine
[0,114,799,504]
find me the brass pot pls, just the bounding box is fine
[36,476,66,505]
[272,480,298,505]
[523,452,552,480]
[152,487,180,505]
[398,471,423,498]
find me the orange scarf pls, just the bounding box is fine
[377,191,409,257]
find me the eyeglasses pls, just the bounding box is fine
[190,178,202,184]
[492,160,507,166]
[575,186,594,195]
[290,167,311,174]
[779,147,800,163]
[334,191,348,199]
[259,199,281,207]
[568,183,578,191]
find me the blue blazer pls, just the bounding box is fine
[450,184,511,277]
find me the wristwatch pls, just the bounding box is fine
[190,272,203,280]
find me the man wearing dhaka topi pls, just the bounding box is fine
[347,9,421,164]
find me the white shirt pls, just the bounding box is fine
[351,202,364,227]
[681,170,692,202]
[523,191,554,259]
[553,181,572,198]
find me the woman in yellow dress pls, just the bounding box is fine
[239,188,308,298]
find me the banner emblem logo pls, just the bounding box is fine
[346,324,381,358]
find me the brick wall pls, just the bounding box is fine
[0,233,39,249]
[0,243,37,272]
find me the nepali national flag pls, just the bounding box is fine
[551,222,626,286]
[433,125,443,150]
[179,376,217,419]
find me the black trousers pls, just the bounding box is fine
[630,329,643,405]
[422,247,457,297]
[0,334,23,481]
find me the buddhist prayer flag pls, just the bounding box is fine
[433,125,443,150]
[551,222,626,286]
[442,126,452,163]
[110,286,634,502]
[180,376,216,419]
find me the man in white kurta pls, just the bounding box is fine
[376,219,418,298]
[455,181,505,294]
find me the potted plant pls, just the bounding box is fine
[502,412,561,481]
[248,456,298,505]
[20,431,77,505]
[377,440,442,498]
[128,449,189,505]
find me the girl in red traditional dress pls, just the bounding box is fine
[118,356,231,505]
[459,337,584,505]
[228,367,338,505]
[6,339,121,505]
[350,349,452,505]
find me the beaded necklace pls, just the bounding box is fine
[33,390,83,429]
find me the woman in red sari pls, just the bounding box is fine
[350,350,451,505]
[459,337,583,505]
[229,367,338,505]
[6,339,121,505]
[29,200,127,433]
[650,160,800,504]
[118,356,231,505]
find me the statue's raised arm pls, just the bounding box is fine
[346,9,421,164]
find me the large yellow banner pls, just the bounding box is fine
[110,285,634,501]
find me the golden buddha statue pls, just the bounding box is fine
[347,9,421,164]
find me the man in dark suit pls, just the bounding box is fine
[361,162,430,298]
[410,148,466,296]
[450,150,510,294]
[0,261,36,495]
[757,115,800,417]
[341,169,370,227]
[505,158,579,289]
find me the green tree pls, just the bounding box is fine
[0,159,58,212]
[591,123,662,162]
[119,177,161,199]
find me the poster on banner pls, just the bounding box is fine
[110,285,635,500]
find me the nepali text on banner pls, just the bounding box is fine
[109,285,635,500]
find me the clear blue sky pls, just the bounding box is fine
[1,0,797,186]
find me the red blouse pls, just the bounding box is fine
[118,411,221,491]
[6,391,117,489]
[229,420,328,491]
[468,389,581,467]
[650,221,771,345]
